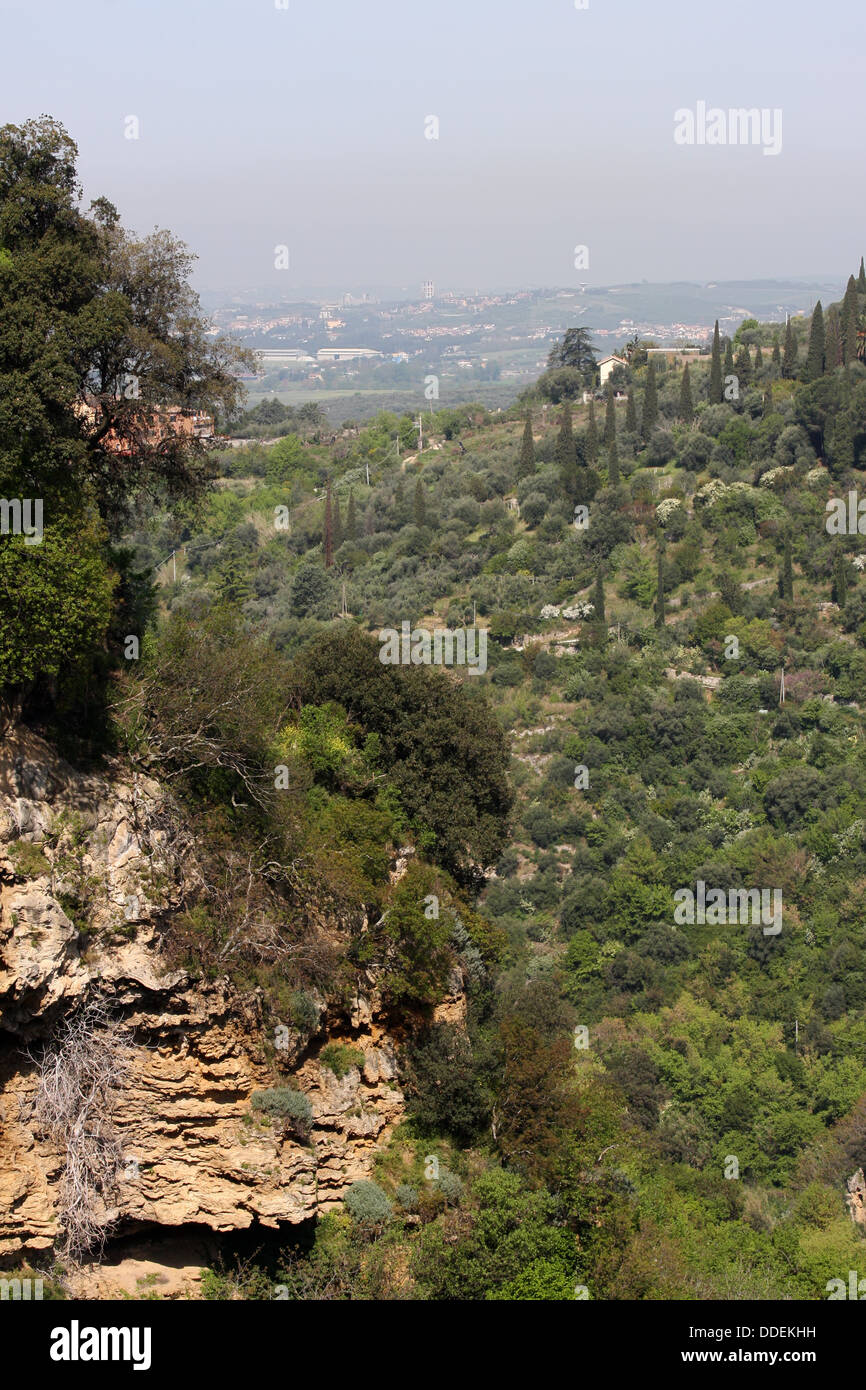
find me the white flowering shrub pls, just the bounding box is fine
[656,497,683,525]
[540,604,561,620]
[562,602,595,620]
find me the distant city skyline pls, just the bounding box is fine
[5,0,865,293]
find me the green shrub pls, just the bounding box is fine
[344,1180,392,1226]
[396,1184,419,1213]
[319,1042,364,1079]
[289,990,320,1034]
[437,1170,464,1206]
[251,1087,313,1139]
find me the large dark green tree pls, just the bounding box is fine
[709,321,723,403]
[804,301,825,382]
[0,117,250,724]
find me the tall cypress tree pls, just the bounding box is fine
[723,339,735,378]
[804,301,825,381]
[825,305,841,371]
[859,257,866,294]
[518,412,535,479]
[604,382,616,446]
[593,566,606,623]
[779,531,793,601]
[754,343,764,371]
[679,363,694,422]
[346,489,357,542]
[585,399,599,464]
[709,320,723,403]
[655,542,666,629]
[642,362,658,441]
[607,438,619,487]
[324,476,334,567]
[832,545,849,609]
[557,401,577,499]
[842,275,859,365]
[734,345,751,388]
[414,477,426,528]
[771,335,781,367]
[782,318,797,378]
[626,386,637,433]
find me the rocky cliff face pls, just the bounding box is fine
[0,728,453,1276]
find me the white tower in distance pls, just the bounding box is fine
[422,280,435,301]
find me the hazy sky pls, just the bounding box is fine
[5,0,864,295]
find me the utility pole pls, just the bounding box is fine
[172,550,176,584]
[779,668,786,704]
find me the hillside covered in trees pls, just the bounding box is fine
[2,117,866,1302]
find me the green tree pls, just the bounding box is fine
[593,567,606,623]
[825,305,841,372]
[782,318,797,378]
[324,476,334,567]
[859,257,866,294]
[723,338,735,377]
[556,401,577,499]
[518,413,535,480]
[626,387,637,433]
[585,399,599,464]
[771,335,781,367]
[642,363,658,441]
[679,364,694,423]
[842,275,859,366]
[709,321,723,403]
[547,326,597,383]
[655,541,666,629]
[604,382,616,446]
[607,438,620,487]
[332,492,343,550]
[734,345,751,387]
[346,490,357,542]
[832,546,849,609]
[413,477,426,528]
[779,531,794,601]
[804,301,825,382]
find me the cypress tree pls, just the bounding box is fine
[413,477,426,528]
[604,382,616,446]
[804,300,825,381]
[642,362,658,441]
[679,364,694,423]
[593,567,606,623]
[842,275,859,365]
[782,318,797,378]
[518,412,535,479]
[324,476,334,567]
[754,343,764,371]
[332,492,343,550]
[607,438,619,487]
[723,339,735,377]
[859,257,866,294]
[825,305,841,371]
[709,321,723,403]
[734,345,751,387]
[626,387,637,433]
[346,490,357,542]
[557,401,577,499]
[832,546,848,609]
[655,542,665,629]
[585,399,599,463]
[771,335,781,367]
[779,531,793,601]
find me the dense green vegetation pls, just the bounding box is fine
[3,117,866,1301]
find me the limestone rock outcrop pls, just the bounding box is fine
[0,727,416,1263]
